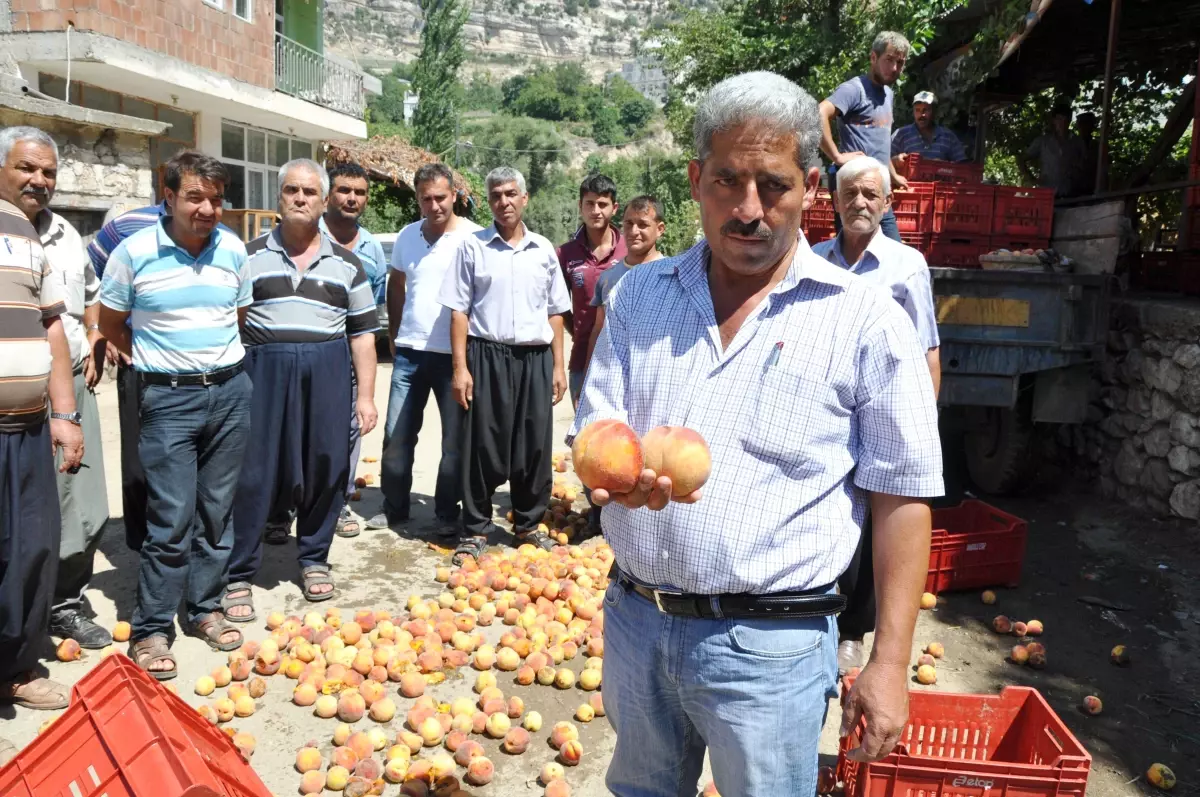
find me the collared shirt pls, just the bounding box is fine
[590,261,633,308]
[557,225,627,373]
[812,231,940,351]
[1026,133,1085,197]
[0,199,66,432]
[392,218,484,354]
[243,227,380,345]
[571,236,942,594]
[891,123,967,162]
[438,223,571,346]
[87,201,166,280]
[99,218,252,374]
[827,75,894,166]
[37,210,99,369]
[319,216,388,306]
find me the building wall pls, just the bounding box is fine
[7,0,274,89]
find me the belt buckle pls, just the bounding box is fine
[201,370,212,386]
[653,589,681,613]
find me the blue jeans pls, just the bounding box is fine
[133,372,251,641]
[602,579,837,796]
[380,347,460,521]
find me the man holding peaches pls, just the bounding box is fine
[571,72,943,797]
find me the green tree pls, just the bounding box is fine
[582,150,700,255]
[411,0,471,155]
[460,115,569,194]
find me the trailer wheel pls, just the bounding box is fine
[963,406,1033,495]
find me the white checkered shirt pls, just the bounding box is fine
[570,236,943,594]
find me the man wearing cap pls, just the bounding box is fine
[890,91,967,170]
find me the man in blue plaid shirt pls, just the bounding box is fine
[572,72,943,797]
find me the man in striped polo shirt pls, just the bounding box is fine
[98,151,252,679]
[0,149,85,741]
[222,159,379,621]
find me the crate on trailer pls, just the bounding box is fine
[1134,251,1183,292]
[892,182,935,234]
[928,234,989,268]
[933,184,995,235]
[837,679,1091,797]
[926,499,1027,593]
[900,231,931,255]
[806,189,836,230]
[994,186,1055,238]
[804,226,837,244]
[0,654,272,797]
[912,157,985,184]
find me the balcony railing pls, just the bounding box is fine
[275,33,365,119]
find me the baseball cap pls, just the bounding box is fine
[913,91,937,105]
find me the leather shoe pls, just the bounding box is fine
[50,611,112,649]
[837,639,864,677]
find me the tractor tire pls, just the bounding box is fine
[963,405,1034,496]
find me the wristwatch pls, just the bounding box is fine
[51,411,82,425]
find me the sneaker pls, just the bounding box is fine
[363,512,395,530]
[837,639,864,677]
[50,611,113,649]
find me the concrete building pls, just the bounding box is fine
[619,55,668,106]
[0,0,377,221]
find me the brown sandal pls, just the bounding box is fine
[130,636,177,681]
[192,612,244,652]
[0,674,69,709]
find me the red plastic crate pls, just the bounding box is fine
[806,189,836,229]
[804,226,837,244]
[837,681,1091,797]
[899,231,931,255]
[933,184,995,235]
[0,655,272,797]
[927,234,989,268]
[926,499,1027,593]
[988,235,1051,254]
[911,156,985,184]
[891,182,935,234]
[993,186,1055,238]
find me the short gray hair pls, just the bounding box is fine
[486,166,526,196]
[872,31,910,58]
[0,126,59,166]
[279,158,330,199]
[693,71,820,169]
[836,155,891,197]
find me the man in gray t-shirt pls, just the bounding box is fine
[819,31,910,242]
[591,261,632,309]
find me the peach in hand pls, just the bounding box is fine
[572,420,644,493]
[640,425,711,496]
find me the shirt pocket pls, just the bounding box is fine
[743,367,850,467]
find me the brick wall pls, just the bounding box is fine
[9,0,275,90]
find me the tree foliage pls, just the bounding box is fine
[459,115,569,195]
[411,0,471,155]
[583,151,700,256]
[500,65,658,144]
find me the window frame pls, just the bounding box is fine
[202,0,224,10]
[219,119,317,210]
[234,0,253,22]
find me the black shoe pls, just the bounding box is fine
[50,612,112,649]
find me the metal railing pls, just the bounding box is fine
[274,33,365,119]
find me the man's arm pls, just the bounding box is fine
[99,304,133,356]
[45,316,84,472]
[449,310,472,410]
[926,349,941,399]
[889,159,909,191]
[83,301,103,389]
[586,305,606,366]
[819,100,847,165]
[840,493,931,761]
[350,332,379,436]
[549,314,566,405]
[1017,138,1040,185]
[387,270,406,357]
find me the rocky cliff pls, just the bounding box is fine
[325,0,668,79]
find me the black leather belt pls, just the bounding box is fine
[616,570,846,619]
[139,363,243,387]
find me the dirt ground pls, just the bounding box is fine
[3,356,1198,796]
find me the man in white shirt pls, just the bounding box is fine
[438,166,571,565]
[2,127,111,650]
[365,164,481,534]
[812,154,941,677]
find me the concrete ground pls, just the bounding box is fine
[4,356,1191,797]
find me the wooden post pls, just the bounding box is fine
[1094,0,1122,194]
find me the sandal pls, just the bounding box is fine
[301,565,336,602]
[265,520,290,545]
[221,581,257,624]
[130,636,177,681]
[514,529,557,552]
[192,612,244,652]
[336,507,360,539]
[452,536,488,567]
[0,737,16,767]
[0,674,70,709]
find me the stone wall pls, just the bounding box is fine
[0,108,155,210]
[1060,297,1200,520]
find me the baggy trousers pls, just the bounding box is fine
[460,336,554,538]
[117,360,148,551]
[230,340,352,584]
[837,514,876,641]
[0,421,60,681]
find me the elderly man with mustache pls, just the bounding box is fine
[812,154,941,678]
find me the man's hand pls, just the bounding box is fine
[892,173,910,191]
[452,366,474,411]
[356,396,379,437]
[552,368,567,405]
[51,418,85,473]
[840,661,910,763]
[83,356,99,390]
[591,469,702,511]
[104,344,130,366]
[835,150,867,167]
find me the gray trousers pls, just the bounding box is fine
[53,369,109,619]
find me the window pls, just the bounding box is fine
[202,0,224,9]
[234,0,253,22]
[219,120,316,210]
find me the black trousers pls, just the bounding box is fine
[117,360,148,551]
[460,337,554,538]
[0,422,60,681]
[837,515,876,641]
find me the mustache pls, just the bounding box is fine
[721,219,773,240]
[22,186,49,197]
